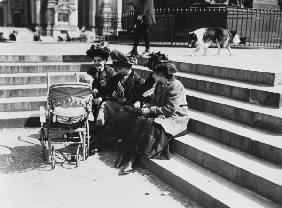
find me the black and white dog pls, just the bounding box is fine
[187,27,241,56]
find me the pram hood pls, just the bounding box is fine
[49,82,92,97]
[48,83,92,108]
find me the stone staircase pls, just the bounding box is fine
[134,62,282,208]
[0,55,91,127]
[0,55,282,207]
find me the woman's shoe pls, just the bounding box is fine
[114,153,123,168]
[118,160,134,175]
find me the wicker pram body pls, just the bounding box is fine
[40,81,93,169]
[48,83,92,127]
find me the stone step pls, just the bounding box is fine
[0,55,90,63]
[0,84,47,98]
[0,72,77,85]
[142,155,280,208]
[0,97,46,112]
[0,63,91,74]
[187,89,282,134]
[0,111,40,128]
[178,72,282,108]
[188,110,282,165]
[172,133,282,205]
[134,66,282,108]
[136,57,282,86]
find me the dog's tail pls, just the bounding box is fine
[233,34,241,45]
[228,31,241,45]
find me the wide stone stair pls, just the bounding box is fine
[0,55,91,127]
[134,61,282,208]
[1,55,282,207]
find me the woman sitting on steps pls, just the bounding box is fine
[116,62,190,174]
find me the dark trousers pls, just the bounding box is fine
[133,23,150,51]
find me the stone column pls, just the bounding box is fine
[7,0,12,26]
[36,0,41,25]
[89,0,96,32]
[116,0,122,35]
[30,0,36,26]
[46,0,56,36]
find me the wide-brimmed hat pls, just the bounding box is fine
[152,63,178,75]
[145,51,171,69]
[86,41,110,60]
[110,50,137,68]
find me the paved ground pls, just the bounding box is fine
[0,42,281,72]
[0,128,203,208]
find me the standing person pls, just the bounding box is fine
[117,63,190,174]
[127,0,156,57]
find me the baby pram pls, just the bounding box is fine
[40,80,93,169]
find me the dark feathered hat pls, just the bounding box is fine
[86,41,110,60]
[145,51,171,69]
[110,50,137,68]
[152,63,178,75]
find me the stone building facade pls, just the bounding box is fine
[0,0,122,36]
[0,0,280,37]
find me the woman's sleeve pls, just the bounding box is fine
[105,76,115,98]
[149,82,183,117]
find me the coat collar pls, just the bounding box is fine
[162,76,176,87]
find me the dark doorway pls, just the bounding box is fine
[13,13,22,27]
[0,8,3,26]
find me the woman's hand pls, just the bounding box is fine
[142,103,151,108]
[133,101,141,109]
[137,15,143,21]
[93,97,102,105]
[140,107,150,116]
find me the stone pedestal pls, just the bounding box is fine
[52,0,79,38]
[97,0,113,37]
[116,0,122,35]
[253,0,280,9]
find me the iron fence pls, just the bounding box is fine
[96,7,282,48]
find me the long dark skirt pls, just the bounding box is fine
[120,117,173,166]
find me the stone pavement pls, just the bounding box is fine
[0,128,202,208]
[0,42,281,72]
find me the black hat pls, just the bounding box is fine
[86,41,110,60]
[110,50,137,68]
[152,63,178,75]
[145,51,171,69]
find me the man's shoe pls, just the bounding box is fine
[142,49,150,57]
[127,49,138,57]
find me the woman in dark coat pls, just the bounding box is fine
[117,63,189,173]
[83,41,116,113]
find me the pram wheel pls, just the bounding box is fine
[84,143,88,160]
[76,145,80,167]
[40,128,48,161]
[42,145,47,161]
[50,146,56,169]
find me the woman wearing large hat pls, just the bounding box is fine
[91,50,143,152]
[82,41,116,111]
[95,50,141,126]
[139,51,171,103]
[116,62,190,174]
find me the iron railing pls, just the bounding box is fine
[95,7,282,48]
